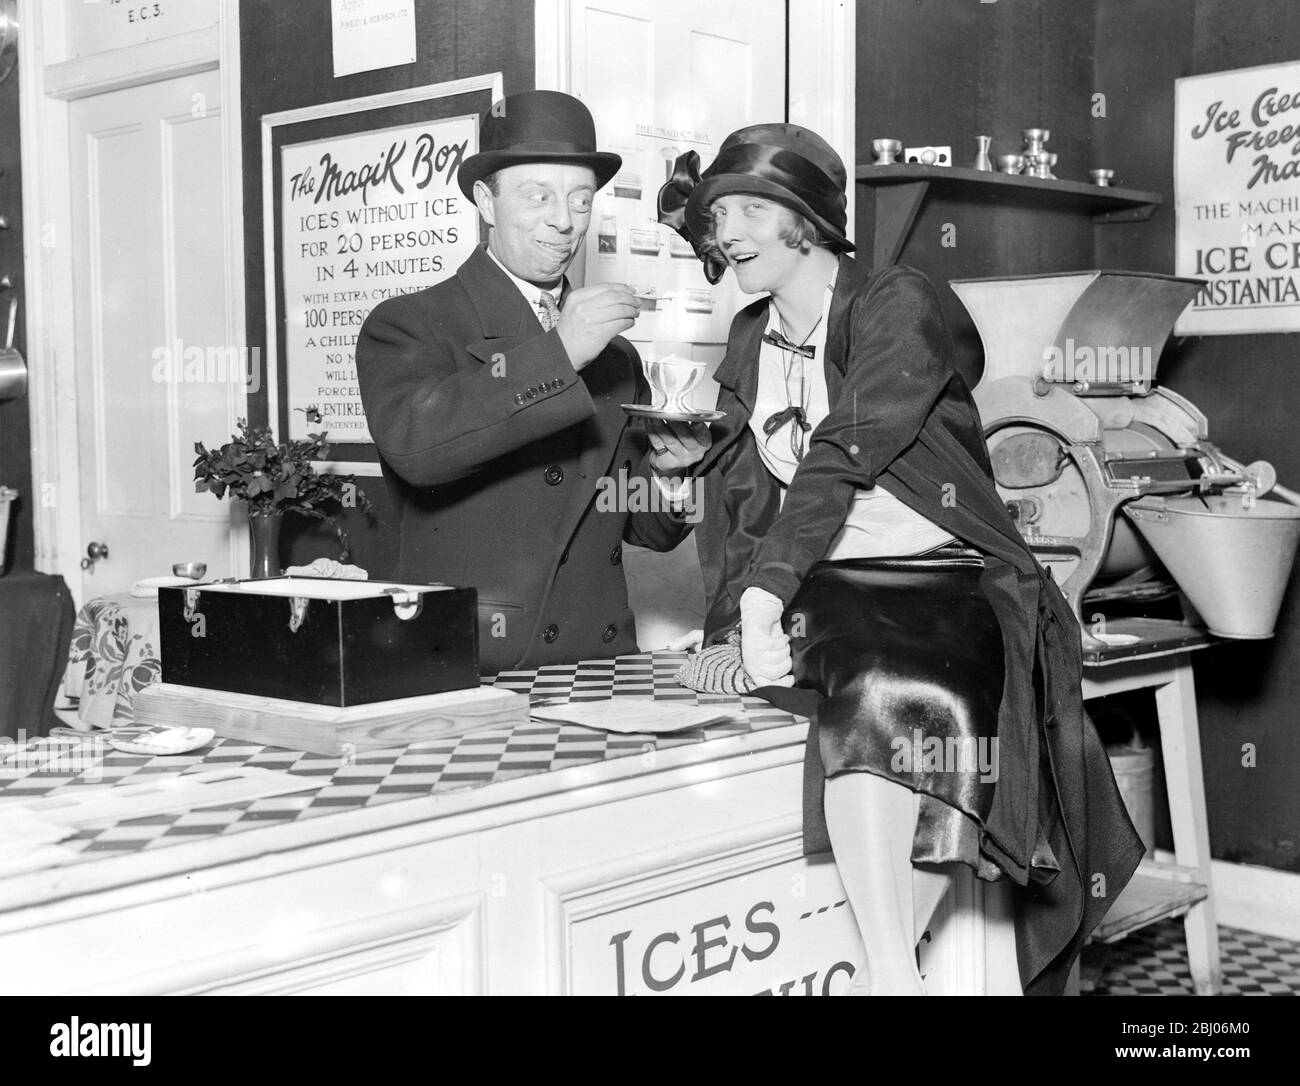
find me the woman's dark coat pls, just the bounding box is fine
[688,255,1145,996]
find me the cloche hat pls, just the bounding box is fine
[658,123,854,283]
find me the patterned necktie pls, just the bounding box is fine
[537,293,561,331]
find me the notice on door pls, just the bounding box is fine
[331,0,417,78]
[279,114,478,441]
[64,0,218,58]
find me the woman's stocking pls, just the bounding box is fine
[912,857,957,951]
[826,773,955,995]
[825,771,923,994]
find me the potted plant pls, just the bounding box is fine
[194,418,373,577]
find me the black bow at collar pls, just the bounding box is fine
[762,330,816,358]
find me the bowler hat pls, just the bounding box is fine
[658,123,854,282]
[457,90,622,200]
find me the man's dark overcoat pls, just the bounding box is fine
[357,246,687,674]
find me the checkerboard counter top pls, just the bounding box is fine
[0,654,809,914]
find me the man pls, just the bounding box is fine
[357,90,707,673]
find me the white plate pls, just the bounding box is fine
[106,726,215,756]
[621,404,726,423]
[1092,632,1142,646]
[130,575,197,599]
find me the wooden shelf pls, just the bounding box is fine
[1093,859,1209,944]
[854,164,1165,266]
[1081,616,1219,667]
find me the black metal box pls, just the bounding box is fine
[158,578,479,707]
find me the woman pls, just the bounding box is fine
[653,123,1144,996]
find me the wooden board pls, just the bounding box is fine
[1093,866,1208,944]
[133,683,529,756]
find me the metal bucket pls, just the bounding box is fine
[1125,494,1300,638]
[1107,739,1156,858]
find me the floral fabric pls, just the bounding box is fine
[64,595,161,726]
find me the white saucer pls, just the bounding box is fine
[1091,632,1142,646]
[621,404,726,423]
[106,726,215,756]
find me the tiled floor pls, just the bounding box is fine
[1084,921,1300,995]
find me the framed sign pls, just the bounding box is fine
[262,73,502,469]
[1175,60,1300,335]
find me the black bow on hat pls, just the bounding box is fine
[657,123,854,284]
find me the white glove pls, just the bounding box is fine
[665,628,705,653]
[740,586,794,688]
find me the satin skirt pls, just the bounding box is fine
[785,551,1009,875]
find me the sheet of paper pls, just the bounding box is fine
[0,806,77,850]
[0,807,79,876]
[0,768,321,829]
[528,697,743,734]
[331,0,416,78]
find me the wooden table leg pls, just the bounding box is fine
[1155,659,1221,995]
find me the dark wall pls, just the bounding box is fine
[0,48,32,571]
[858,0,1300,872]
[1095,0,1300,874]
[238,0,534,574]
[856,0,1100,384]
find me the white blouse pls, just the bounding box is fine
[748,283,955,559]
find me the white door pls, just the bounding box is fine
[567,0,788,647]
[69,70,240,597]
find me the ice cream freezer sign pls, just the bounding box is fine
[279,114,478,440]
[566,855,865,996]
[1175,60,1300,334]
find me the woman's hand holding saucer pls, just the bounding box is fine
[740,586,794,688]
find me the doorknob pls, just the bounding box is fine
[81,541,110,571]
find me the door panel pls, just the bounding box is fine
[0,21,32,570]
[70,70,237,597]
[567,0,787,648]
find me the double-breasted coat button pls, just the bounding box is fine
[543,624,559,643]
[609,544,622,565]
[526,387,538,399]
[554,376,565,388]
[544,465,564,486]
[514,393,526,405]
[602,624,618,643]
